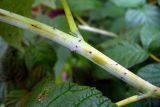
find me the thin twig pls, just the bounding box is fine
[78,25,118,37]
[76,15,118,37]
[116,93,150,107]
[76,15,89,26]
[149,53,160,63]
[61,0,83,39]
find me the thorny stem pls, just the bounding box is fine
[116,93,150,107]
[0,8,160,101]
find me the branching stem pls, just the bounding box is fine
[0,8,160,100]
[61,0,83,39]
[116,93,150,107]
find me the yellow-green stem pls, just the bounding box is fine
[76,15,89,26]
[149,53,160,63]
[116,93,150,107]
[0,8,160,99]
[61,0,82,39]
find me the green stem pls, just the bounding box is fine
[76,16,118,37]
[76,15,89,26]
[0,8,160,98]
[61,0,82,39]
[116,93,150,107]
[149,53,160,63]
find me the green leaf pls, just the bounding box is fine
[125,5,160,27]
[54,47,71,82]
[33,0,56,9]
[27,79,116,107]
[138,64,160,87]
[5,90,27,106]
[140,25,160,50]
[89,2,125,20]
[121,27,141,43]
[36,15,70,33]
[0,0,33,49]
[111,0,146,8]
[110,17,126,33]
[101,40,148,68]
[68,0,102,16]
[25,41,57,70]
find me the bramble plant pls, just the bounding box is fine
[0,0,160,107]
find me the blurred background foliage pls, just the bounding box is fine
[0,0,160,107]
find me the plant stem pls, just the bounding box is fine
[76,16,118,37]
[78,25,118,37]
[61,0,83,39]
[76,15,89,26]
[0,8,160,98]
[149,53,160,63]
[116,94,150,107]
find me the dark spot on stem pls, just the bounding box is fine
[120,77,124,80]
[78,39,82,42]
[154,89,157,92]
[89,51,92,54]
[116,63,118,66]
[31,24,40,29]
[124,72,127,75]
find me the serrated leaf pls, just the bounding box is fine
[140,25,160,50]
[89,2,125,20]
[0,0,33,49]
[125,5,160,27]
[101,40,148,68]
[25,41,57,70]
[27,79,116,107]
[110,16,126,33]
[111,0,146,8]
[138,64,160,87]
[121,27,141,43]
